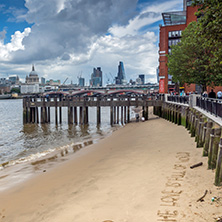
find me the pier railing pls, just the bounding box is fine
[23,94,163,125]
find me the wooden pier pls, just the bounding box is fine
[23,93,162,125]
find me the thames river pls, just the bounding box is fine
[0,99,122,168]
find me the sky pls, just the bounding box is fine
[0,0,183,85]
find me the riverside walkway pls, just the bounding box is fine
[154,94,222,186]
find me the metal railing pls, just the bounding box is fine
[196,97,222,118]
[167,95,189,104]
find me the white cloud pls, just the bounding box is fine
[0,0,183,83]
[0,28,31,61]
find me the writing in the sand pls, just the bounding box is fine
[157,152,190,222]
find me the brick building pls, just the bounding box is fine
[158,0,199,93]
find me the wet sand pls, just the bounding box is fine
[0,114,221,222]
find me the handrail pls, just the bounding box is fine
[167,95,189,104]
[196,97,222,118]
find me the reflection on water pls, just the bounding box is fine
[0,99,121,167]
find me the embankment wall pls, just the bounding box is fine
[154,102,222,186]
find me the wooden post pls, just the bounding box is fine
[211,128,221,169]
[45,95,49,123]
[44,97,48,123]
[136,95,138,107]
[83,97,87,125]
[86,106,89,124]
[41,96,44,124]
[203,121,213,156]
[121,105,123,125]
[196,117,204,147]
[27,97,31,123]
[215,138,222,186]
[117,105,119,124]
[59,96,62,124]
[79,107,83,125]
[71,106,74,124]
[34,96,38,123]
[97,97,101,125]
[67,96,71,124]
[73,97,77,124]
[145,106,149,120]
[127,96,130,123]
[47,106,50,123]
[124,106,126,124]
[110,97,113,126]
[74,106,77,125]
[208,128,215,169]
[23,97,27,124]
[190,111,196,137]
[142,106,145,119]
[174,106,177,124]
[114,106,116,124]
[55,96,58,125]
[36,106,39,124]
[31,97,35,123]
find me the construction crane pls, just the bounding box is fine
[58,77,68,91]
[109,72,115,84]
[62,77,68,85]
[105,73,110,85]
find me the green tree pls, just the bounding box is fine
[168,0,222,91]
[194,0,222,81]
[168,22,213,91]
[10,88,20,94]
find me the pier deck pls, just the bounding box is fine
[23,94,163,125]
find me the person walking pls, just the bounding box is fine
[202,91,208,97]
[209,89,216,98]
[217,90,222,99]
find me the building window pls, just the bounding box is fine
[168,30,182,38]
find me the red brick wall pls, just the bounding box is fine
[158,5,199,93]
[186,6,198,26]
[159,24,186,93]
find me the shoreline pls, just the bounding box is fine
[0,124,121,192]
[0,114,221,221]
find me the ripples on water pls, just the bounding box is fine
[0,99,122,167]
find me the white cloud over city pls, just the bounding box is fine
[0,0,183,84]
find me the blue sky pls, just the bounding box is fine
[0,0,183,85]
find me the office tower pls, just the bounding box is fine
[79,77,85,87]
[139,74,145,85]
[90,67,102,87]
[115,61,127,85]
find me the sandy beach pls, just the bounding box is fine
[0,114,221,222]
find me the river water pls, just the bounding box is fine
[0,99,124,169]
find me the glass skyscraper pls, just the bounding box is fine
[115,61,127,85]
[90,67,102,87]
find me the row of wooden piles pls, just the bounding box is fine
[23,96,149,126]
[154,104,222,186]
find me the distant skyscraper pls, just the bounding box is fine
[79,77,85,87]
[115,61,127,85]
[139,74,145,84]
[136,77,142,85]
[41,77,46,85]
[9,76,19,84]
[90,67,102,87]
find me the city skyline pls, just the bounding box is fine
[0,0,183,84]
